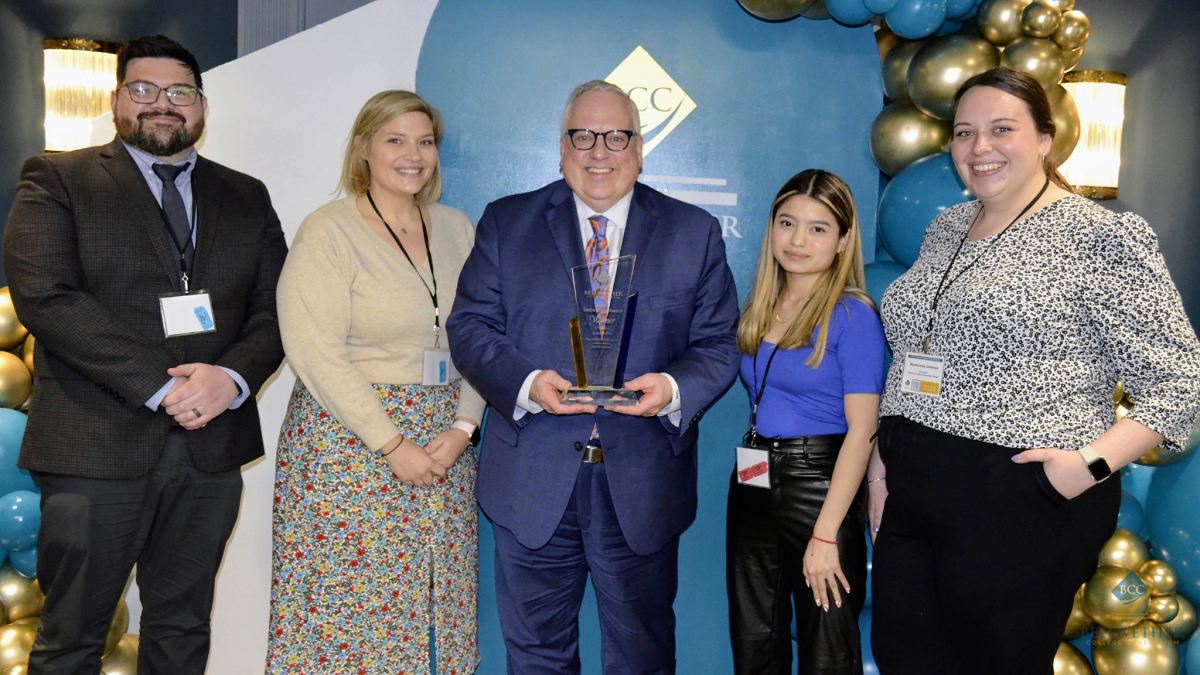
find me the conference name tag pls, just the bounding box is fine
[159,292,216,337]
[736,446,770,489]
[901,352,945,397]
[422,350,460,386]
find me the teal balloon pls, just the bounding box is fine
[9,545,35,578]
[1117,490,1145,536]
[1187,628,1200,675]
[1121,463,1156,515]
[945,0,976,18]
[878,153,973,266]
[0,490,39,551]
[934,19,962,34]
[864,0,899,11]
[1146,451,1200,608]
[827,0,875,24]
[885,0,948,39]
[0,409,36,497]
[864,261,909,306]
[861,608,880,674]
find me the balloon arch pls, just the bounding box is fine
[735,1,1200,674]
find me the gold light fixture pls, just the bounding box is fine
[43,38,119,152]
[1059,70,1127,200]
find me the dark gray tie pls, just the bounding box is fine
[151,163,194,280]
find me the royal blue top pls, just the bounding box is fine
[741,297,888,438]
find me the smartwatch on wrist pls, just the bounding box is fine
[1078,444,1112,483]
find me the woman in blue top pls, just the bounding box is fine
[727,169,887,675]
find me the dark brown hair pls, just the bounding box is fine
[116,35,203,91]
[953,67,1074,193]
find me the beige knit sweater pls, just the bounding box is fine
[277,196,486,450]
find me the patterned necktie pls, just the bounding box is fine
[585,215,610,446]
[152,163,195,282]
[586,215,610,337]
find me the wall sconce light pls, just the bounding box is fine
[43,38,120,152]
[1059,70,1127,200]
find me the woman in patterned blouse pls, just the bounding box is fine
[867,67,1200,673]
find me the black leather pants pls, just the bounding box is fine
[727,433,867,675]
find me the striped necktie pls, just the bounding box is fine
[586,215,610,337]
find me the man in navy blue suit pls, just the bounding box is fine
[447,80,740,674]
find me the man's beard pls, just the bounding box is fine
[115,109,204,158]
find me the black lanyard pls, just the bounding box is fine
[921,176,1049,352]
[747,343,782,445]
[159,174,198,293]
[366,191,441,345]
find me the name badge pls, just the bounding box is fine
[159,292,216,337]
[736,446,770,488]
[422,350,460,386]
[901,351,945,397]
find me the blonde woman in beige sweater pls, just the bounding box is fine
[266,91,484,675]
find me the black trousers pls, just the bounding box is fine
[727,434,867,675]
[29,428,243,675]
[871,417,1120,675]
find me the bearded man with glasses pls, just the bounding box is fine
[3,34,286,675]
[447,80,740,674]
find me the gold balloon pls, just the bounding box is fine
[1058,0,1075,10]
[0,290,27,353]
[1065,583,1097,639]
[1098,529,1151,570]
[19,337,31,375]
[1160,595,1197,643]
[876,24,902,64]
[737,0,816,20]
[1,664,29,675]
[4,621,28,630]
[907,33,1001,120]
[104,600,129,656]
[1063,45,1084,71]
[1021,1,1062,38]
[882,40,925,102]
[1053,641,1092,675]
[1053,10,1090,51]
[976,0,1032,46]
[0,354,31,412]
[801,0,831,19]
[101,634,139,675]
[870,101,952,176]
[1139,560,1179,596]
[1039,0,1072,10]
[1000,36,1066,89]
[1146,595,1180,624]
[0,566,42,624]
[1093,621,1179,675]
[1084,564,1151,628]
[0,624,35,672]
[1046,85,1080,166]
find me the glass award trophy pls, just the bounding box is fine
[560,254,639,406]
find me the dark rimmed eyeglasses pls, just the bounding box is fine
[565,129,638,152]
[120,81,204,106]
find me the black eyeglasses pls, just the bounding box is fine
[565,129,638,152]
[121,81,204,106]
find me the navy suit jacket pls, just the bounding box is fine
[447,180,739,555]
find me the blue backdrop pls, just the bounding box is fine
[416,2,883,671]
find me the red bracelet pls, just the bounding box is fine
[810,534,838,545]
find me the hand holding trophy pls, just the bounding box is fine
[560,255,639,406]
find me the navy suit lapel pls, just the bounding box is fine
[98,139,181,288]
[190,158,222,288]
[544,181,587,276]
[619,183,659,286]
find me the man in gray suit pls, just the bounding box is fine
[3,35,286,674]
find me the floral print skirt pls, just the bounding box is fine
[266,379,479,675]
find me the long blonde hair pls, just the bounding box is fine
[737,169,872,367]
[339,90,444,204]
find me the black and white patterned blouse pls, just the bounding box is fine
[879,194,1200,452]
